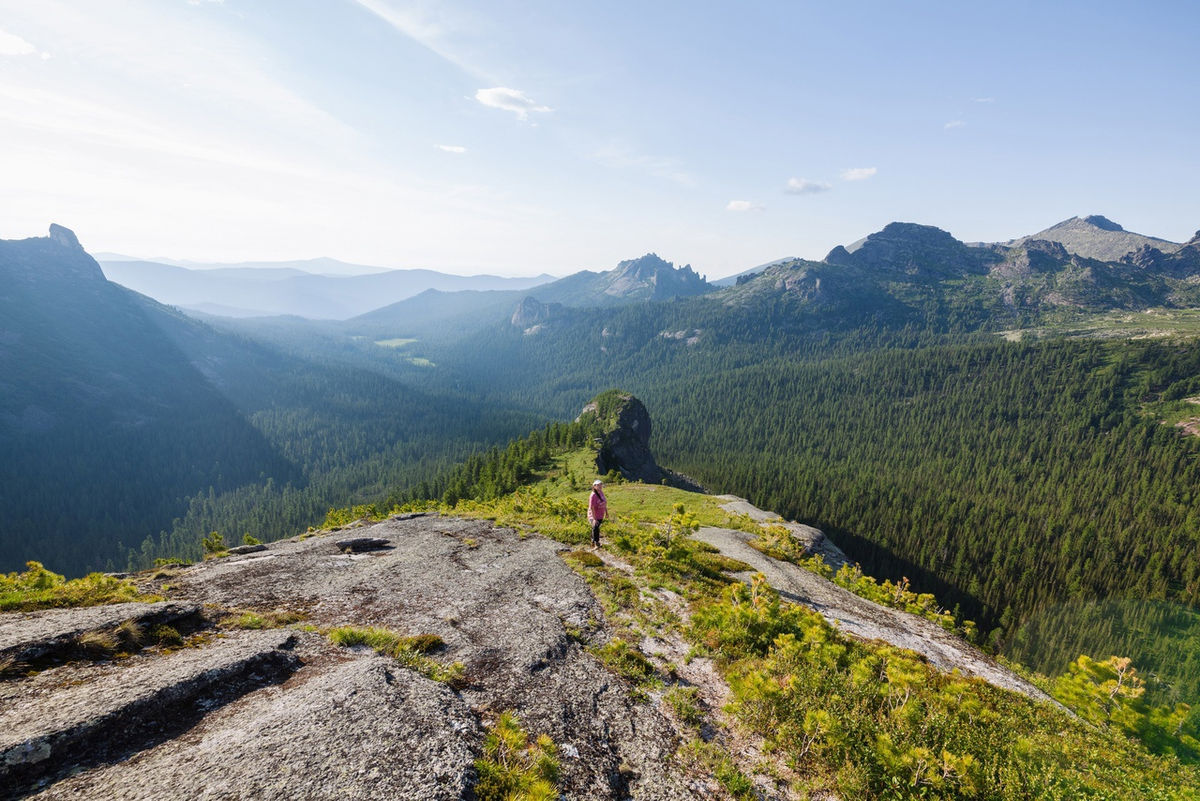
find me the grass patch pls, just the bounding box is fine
[679,740,756,800]
[0,561,159,612]
[665,685,705,727]
[328,626,462,685]
[226,609,305,630]
[474,711,559,801]
[590,638,658,686]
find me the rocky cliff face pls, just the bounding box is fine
[577,392,702,491]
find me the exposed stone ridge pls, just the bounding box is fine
[714,494,847,570]
[0,601,200,667]
[0,515,694,800]
[692,524,1055,704]
[2,629,300,797]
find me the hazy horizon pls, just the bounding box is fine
[1,1,1197,280]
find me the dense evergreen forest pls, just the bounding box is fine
[367,294,1200,703]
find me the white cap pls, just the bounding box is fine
[593,479,603,486]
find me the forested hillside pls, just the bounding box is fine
[0,228,539,575]
[10,218,1200,706]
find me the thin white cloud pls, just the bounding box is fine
[350,0,491,81]
[591,144,695,186]
[0,28,36,56]
[475,87,551,120]
[785,177,831,195]
[726,200,764,212]
[841,167,877,181]
[437,144,467,153]
[945,119,966,129]
[972,97,995,103]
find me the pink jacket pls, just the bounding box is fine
[588,489,607,523]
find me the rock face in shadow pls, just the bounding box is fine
[0,515,691,800]
[578,391,703,491]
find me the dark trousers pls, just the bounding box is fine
[591,519,602,545]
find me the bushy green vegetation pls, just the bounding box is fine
[474,711,560,801]
[0,561,157,611]
[327,626,462,685]
[693,576,1200,798]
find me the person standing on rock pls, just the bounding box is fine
[588,479,607,547]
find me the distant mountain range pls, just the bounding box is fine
[98,258,555,319]
[346,252,711,340]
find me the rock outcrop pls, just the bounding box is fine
[577,391,702,491]
[510,295,563,331]
[0,516,690,800]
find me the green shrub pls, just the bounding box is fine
[695,576,1200,798]
[474,711,559,801]
[566,549,604,568]
[150,624,183,647]
[322,505,382,529]
[201,531,227,557]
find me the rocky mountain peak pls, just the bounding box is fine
[0,224,106,286]
[1082,214,1124,232]
[1006,215,1180,262]
[603,253,708,301]
[48,223,83,251]
[613,252,673,281]
[826,222,995,278]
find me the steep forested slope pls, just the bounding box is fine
[0,228,538,575]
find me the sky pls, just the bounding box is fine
[0,1,1197,279]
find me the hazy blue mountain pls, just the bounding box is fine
[99,258,555,320]
[528,252,711,306]
[340,253,714,344]
[0,226,296,573]
[710,256,797,287]
[2,226,542,575]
